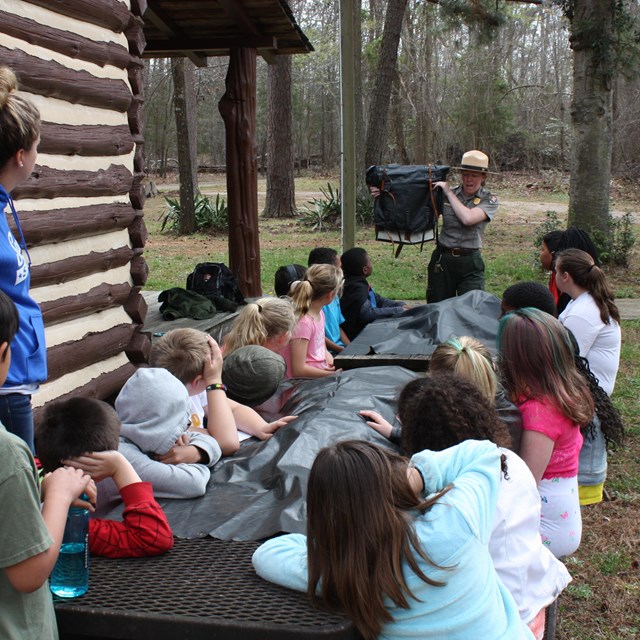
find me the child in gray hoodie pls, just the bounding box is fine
[113,367,221,500]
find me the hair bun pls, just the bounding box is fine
[0,66,18,110]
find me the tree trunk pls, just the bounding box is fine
[567,0,615,237]
[353,0,368,198]
[219,48,261,297]
[364,0,408,167]
[263,55,297,218]
[391,79,410,164]
[171,57,198,234]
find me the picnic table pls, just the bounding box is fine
[55,537,357,639]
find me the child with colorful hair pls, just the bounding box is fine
[498,308,594,557]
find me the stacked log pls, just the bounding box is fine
[0,0,149,416]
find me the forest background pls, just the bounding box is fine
[142,1,640,185]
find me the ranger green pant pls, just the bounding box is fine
[426,247,485,303]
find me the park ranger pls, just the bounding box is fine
[428,149,499,303]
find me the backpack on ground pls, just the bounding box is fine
[186,262,245,312]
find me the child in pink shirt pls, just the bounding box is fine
[498,307,593,558]
[282,264,343,378]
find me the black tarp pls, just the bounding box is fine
[341,289,502,356]
[102,291,501,542]
[104,367,417,541]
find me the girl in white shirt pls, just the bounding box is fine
[555,248,621,505]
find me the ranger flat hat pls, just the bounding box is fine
[453,150,497,174]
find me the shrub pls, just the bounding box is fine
[590,213,635,267]
[357,193,375,226]
[299,183,376,231]
[299,183,341,231]
[533,210,635,268]
[161,192,228,233]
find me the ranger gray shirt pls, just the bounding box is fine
[438,185,499,249]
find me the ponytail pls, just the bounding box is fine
[429,336,497,402]
[556,249,619,324]
[223,297,295,355]
[290,264,343,318]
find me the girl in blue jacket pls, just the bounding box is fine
[253,439,534,640]
[0,66,47,451]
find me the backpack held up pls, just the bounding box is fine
[366,164,449,255]
[186,262,245,312]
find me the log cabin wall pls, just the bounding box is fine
[0,0,151,418]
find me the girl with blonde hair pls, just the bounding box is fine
[0,67,46,451]
[427,336,523,449]
[283,264,343,378]
[222,297,295,356]
[429,336,497,400]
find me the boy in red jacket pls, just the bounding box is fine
[36,397,173,558]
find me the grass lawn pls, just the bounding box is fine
[143,173,639,639]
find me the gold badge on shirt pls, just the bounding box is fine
[473,197,481,205]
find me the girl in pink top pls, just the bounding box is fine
[283,264,343,378]
[498,307,593,558]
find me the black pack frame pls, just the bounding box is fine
[366,164,449,256]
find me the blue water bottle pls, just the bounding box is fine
[50,501,89,598]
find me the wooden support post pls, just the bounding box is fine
[340,0,357,252]
[218,47,261,297]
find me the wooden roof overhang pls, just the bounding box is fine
[139,0,312,297]
[142,0,313,67]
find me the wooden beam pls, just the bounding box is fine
[218,48,261,297]
[218,0,261,36]
[144,36,276,55]
[39,123,134,157]
[125,14,147,57]
[13,165,133,200]
[24,0,131,33]
[0,10,134,69]
[340,0,356,252]
[259,48,278,65]
[334,354,431,371]
[143,4,179,37]
[13,204,137,247]
[31,247,137,288]
[41,282,132,326]
[124,287,148,325]
[1,47,132,112]
[46,324,135,382]
[143,4,207,67]
[125,329,152,364]
[33,363,139,426]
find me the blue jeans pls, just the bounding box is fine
[578,415,607,486]
[0,393,34,453]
